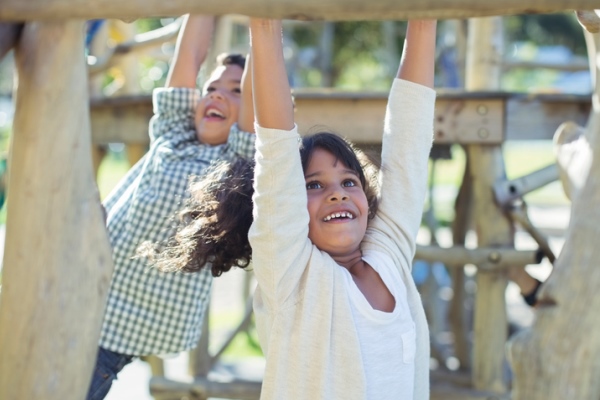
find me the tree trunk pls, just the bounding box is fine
[508,16,600,399]
[0,20,114,399]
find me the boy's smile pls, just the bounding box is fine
[304,148,369,257]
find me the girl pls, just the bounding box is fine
[248,18,436,399]
[156,17,437,400]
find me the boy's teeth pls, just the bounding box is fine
[207,109,224,118]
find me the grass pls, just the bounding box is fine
[426,141,569,226]
[96,150,133,200]
[209,310,263,360]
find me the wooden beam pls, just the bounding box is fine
[89,91,590,146]
[0,0,598,22]
[0,20,114,399]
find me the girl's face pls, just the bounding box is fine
[304,148,369,257]
[195,64,243,145]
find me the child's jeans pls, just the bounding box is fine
[86,347,134,400]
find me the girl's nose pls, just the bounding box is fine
[328,190,349,202]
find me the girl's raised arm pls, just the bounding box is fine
[396,20,437,88]
[249,19,295,131]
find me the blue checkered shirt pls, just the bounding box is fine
[99,87,255,356]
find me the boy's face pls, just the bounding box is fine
[195,64,243,145]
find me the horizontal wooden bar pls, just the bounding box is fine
[415,245,544,270]
[89,90,591,146]
[149,376,261,400]
[0,0,597,22]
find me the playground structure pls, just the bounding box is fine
[1,3,600,400]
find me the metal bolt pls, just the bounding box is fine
[477,104,488,115]
[488,251,501,263]
[478,128,490,139]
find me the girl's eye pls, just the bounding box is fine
[205,87,215,94]
[342,179,357,187]
[306,181,322,190]
[232,88,241,94]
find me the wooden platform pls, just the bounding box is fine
[90,90,591,146]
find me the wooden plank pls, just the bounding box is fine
[0,20,114,399]
[89,91,591,146]
[1,0,598,22]
[505,94,590,140]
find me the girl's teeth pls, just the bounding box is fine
[323,212,354,221]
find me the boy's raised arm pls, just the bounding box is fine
[396,20,437,88]
[166,14,215,88]
[249,18,294,131]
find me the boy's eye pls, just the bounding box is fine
[232,88,241,94]
[306,181,322,190]
[342,179,357,187]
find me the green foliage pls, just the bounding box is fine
[135,18,167,33]
[504,13,586,56]
[290,21,407,89]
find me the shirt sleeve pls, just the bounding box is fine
[149,87,200,144]
[363,79,436,271]
[248,124,313,308]
[225,123,256,160]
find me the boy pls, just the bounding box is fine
[86,14,255,400]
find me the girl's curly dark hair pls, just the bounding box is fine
[138,157,255,276]
[141,131,379,276]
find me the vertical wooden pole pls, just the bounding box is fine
[113,20,147,166]
[449,155,473,369]
[0,20,114,399]
[465,16,511,394]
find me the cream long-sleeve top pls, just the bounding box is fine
[249,79,436,400]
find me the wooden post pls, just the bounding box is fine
[508,12,600,399]
[0,20,114,399]
[465,17,511,394]
[113,20,147,166]
[449,155,473,369]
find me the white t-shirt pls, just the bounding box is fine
[343,250,416,400]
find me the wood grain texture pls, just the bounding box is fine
[0,20,114,400]
[0,0,598,21]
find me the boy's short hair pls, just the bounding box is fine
[216,53,246,70]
